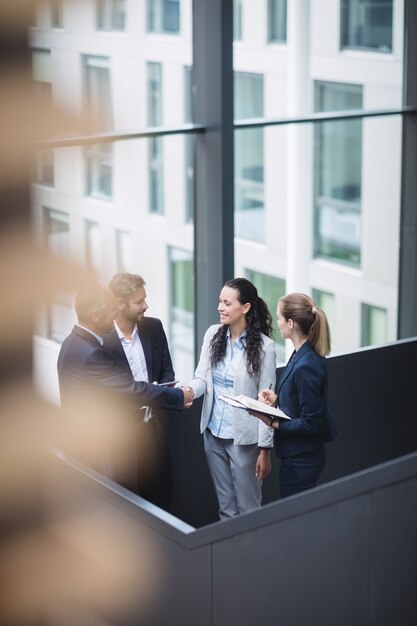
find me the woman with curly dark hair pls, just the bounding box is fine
[187,278,276,519]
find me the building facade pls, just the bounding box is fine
[30,0,404,395]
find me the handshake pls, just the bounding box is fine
[182,385,195,408]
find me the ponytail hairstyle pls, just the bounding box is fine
[210,278,274,377]
[279,292,331,356]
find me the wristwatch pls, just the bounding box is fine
[269,416,278,428]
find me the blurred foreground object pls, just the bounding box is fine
[0,2,162,624]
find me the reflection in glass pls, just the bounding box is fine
[341,0,393,52]
[314,81,362,266]
[234,72,264,242]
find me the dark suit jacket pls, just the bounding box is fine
[57,325,183,411]
[103,316,175,384]
[274,342,337,459]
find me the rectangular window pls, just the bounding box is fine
[147,0,180,34]
[314,81,363,267]
[83,56,113,198]
[234,72,264,242]
[85,220,101,271]
[184,65,194,223]
[147,62,164,214]
[169,247,194,381]
[341,0,393,52]
[312,289,336,339]
[35,150,54,186]
[246,269,286,363]
[361,303,388,347]
[233,0,243,41]
[32,50,54,186]
[44,209,73,342]
[116,230,134,272]
[268,0,287,43]
[97,0,126,31]
[50,0,64,28]
[85,143,113,199]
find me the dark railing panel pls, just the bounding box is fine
[164,338,417,527]
[54,451,417,626]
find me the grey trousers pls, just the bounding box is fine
[203,429,262,519]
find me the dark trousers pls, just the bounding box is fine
[118,416,173,512]
[279,445,326,498]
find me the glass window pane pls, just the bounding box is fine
[314,81,363,266]
[234,0,243,41]
[30,1,195,383]
[97,0,126,31]
[169,247,194,381]
[85,220,101,270]
[85,143,113,199]
[234,72,264,242]
[184,65,194,223]
[35,149,54,186]
[312,289,336,341]
[268,0,287,43]
[116,230,134,273]
[147,0,180,34]
[245,269,286,363]
[341,0,393,52]
[44,209,72,342]
[50,0,63,28]
[361,303,388,347]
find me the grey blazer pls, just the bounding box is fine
[189,324,276,448]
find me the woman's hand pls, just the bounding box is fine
[258,389,277,406]
[255,449,271,481]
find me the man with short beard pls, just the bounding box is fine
[104,273,177,510]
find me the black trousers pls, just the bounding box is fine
[279,445,326,498]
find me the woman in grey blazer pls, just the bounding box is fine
[188,278,276,519]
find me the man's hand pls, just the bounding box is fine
[182,386,195,408]
[255,449,271,481]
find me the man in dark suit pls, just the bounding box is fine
[57,283,194,487]
[104,273,177,509]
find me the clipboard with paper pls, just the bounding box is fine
[218,394,291,420]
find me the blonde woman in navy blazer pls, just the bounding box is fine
[255,293,337,498]
[188,278,276,519]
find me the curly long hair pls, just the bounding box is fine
[209,278,274,377]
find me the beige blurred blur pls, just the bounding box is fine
[0,1,162,623]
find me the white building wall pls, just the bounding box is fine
[31,0,404,394]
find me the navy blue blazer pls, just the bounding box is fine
[274,342,337,459]
[57,325,183,411]
[103,317,175,384]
